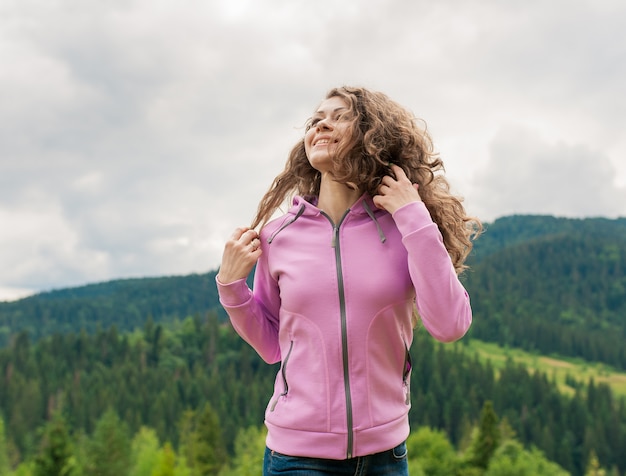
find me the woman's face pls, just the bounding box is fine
[304,96,353,173]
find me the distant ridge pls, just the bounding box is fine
[2,214,625,369]
[468,214,626,263]
[0,271,224,347]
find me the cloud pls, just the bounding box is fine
[0,0,625,299]
[469,125,626,221]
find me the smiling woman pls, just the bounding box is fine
[215,85,482,476]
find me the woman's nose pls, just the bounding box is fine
[316,118,332,130]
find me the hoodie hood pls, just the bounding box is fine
[268,193,387,244]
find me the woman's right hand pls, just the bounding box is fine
[216,227,262,284]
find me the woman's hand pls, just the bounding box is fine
[216,227,262,284]
[372,164,422,214]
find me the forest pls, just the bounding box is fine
[1,314,624,475]
[1,214,625,475]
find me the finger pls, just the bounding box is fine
[372,194,385,209]
[231,227,250,240]
[390,164,407,178]
[378,185,392,197]
[379,175,396,187]
[250,237,261,250]
[391,165,413,184]
[240,229,258,244]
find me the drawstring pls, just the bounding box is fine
[268,200,386,245]
[268,204,306,243]
[362,201,387,243]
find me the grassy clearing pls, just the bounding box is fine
[461,339,626,399]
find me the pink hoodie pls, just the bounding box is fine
[216,194,472,460]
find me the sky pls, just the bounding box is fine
[1,0,625,301]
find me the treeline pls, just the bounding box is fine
[0,404,231,475]
[0,272,224,347]
[467,215,626,263]
[1,315,625,475]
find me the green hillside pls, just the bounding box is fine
[467,214,626,262]
[466,339,626,399]
[0,272,225,347]
[464,215,626,369]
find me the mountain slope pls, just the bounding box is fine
[2,214,625,367]
[464,215,626,368]
[0,272,224,347]
[467,214,626,263]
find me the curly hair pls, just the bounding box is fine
[251,86,482,273]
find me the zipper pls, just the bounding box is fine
[269,340,294,411]
[322,210,354,459]
[402,341,412,405]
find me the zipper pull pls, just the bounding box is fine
[332,225,339,248]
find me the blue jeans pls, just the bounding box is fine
[263,442,408,475]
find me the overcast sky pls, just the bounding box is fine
[1,0,625,301]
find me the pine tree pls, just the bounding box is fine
[0,415,10,475]
[129,426,160,476]
[84,409,131,476]
[218,426,266,476]
[585,450,607,476]
[176,404,228,476]
[33,413,76,476]
[191,403,227,476]
[152,442,176,476]
[467,400,501,469]
[406,426,461,476]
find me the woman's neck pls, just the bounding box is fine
[317,177,362,224]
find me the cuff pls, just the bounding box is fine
[215,276,252,307]
[391,201,434,237]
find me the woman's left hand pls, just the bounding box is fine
[372,164,422,214]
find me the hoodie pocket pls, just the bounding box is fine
[270,340,294,411]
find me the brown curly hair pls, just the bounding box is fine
[251,86,482,273]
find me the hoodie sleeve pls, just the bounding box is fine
[391,201,472,342]
[215,240,282,363]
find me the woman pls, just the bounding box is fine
[216,86,481,475]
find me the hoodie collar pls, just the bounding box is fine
[292,193,379,217]
[268,193,387,244]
